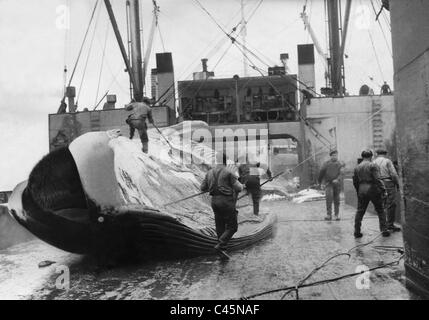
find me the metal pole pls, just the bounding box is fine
[338,0,352,92]
[103,0,138,93]
[128,0,144,101]
[327,0,342,96]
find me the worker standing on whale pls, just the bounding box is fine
[125,98,154,154]
[201,153,243,259]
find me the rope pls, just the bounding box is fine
[370,0,392,57]
[247,0,264,24]
[378,0,391,32]
[66,0,99,90]
[240,254,403,300]
[243,63,332,148]
[62,0,71,96]
[277,216,379,223]
[157,22,166,52]
[241,231,399,300]
[94,18,110,109]
[161,0,266,112]
[280,252,351,299]
[234,54,385,176]
[76,2,102,106]
[187,0,387,175]
[151,10,239,109]
[278,231,382,300]
[359,0,384,81]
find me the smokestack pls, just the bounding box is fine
[280,53,289,74]
[201,58,208,72]
[156,52,176,125]
[193,59,215,80]
[297,44,316,92]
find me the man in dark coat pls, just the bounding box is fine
[318,150,345,221]
[353,150,390,238]
[373,148,401,232]
[201,153,243,259]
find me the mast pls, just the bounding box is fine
[127,0,144,101]
[103,0,137,97]
[326,0,343,96]
[338,0,352,93]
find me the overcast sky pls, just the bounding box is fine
[0,0,393,191]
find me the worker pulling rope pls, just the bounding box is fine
[163,170,284,208]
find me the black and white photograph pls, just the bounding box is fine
[0,0,428,306]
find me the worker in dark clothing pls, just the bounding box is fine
[353,150,390,238]
[238,162,250,184]
[125,99,154,154]
[318,150,345,221]
[381,81,392,95]
[201,153,243,259]
[247,162,271,216]
[374,148,401,232]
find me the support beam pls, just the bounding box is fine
[104,0,137,97]
[327,0,343,96]
[337,0,352,92]
[127,0,144,101]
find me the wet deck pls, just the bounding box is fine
[0,199,422,300]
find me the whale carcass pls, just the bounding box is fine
[7,121,276,259]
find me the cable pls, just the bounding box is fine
[152,6,244,109]
[66,0,99,90]
[157,22,166,52]
[167,0,272,113]
[248,0,264,22]
[94,19,110,109]
[370,0,392,57]
[277,216,379,223]
[358,0,384,81]
[347,232,383,254]
[243,63,331,149]
[240,254,403,300]
[62,0,71,97]
[76,2,102,106]
[189,0,386,173]
[278,231,384,300]
[280,252,351,299]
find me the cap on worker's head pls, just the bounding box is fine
[376,148,388,155]
[329,150,338,156]
[130,98,136,103]
[361,149,373,158]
